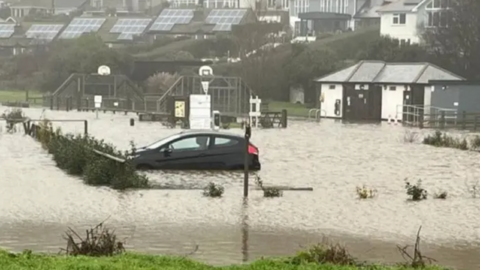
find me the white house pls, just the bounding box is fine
[377,0,450,44]
[314,60,464,122]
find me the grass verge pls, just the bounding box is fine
[0,251,446,270]
[0,90,42,103]
[268,101,310,118]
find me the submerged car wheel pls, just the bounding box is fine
[136,164,153,171]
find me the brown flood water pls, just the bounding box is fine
[1,106,480,269]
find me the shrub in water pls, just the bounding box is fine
[2,108,26,133]
[433,191,448,200]
[34,119,149,190]
[255,176,282,198]
[203,182,224,197]
[355,185,377,199]
[405,179,427,201]
[423,131,468,150]
[289,239,356,265]
[62,222,125,256]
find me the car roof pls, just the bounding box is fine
[178,129,244,138]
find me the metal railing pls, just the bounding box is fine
[308,109,326,122]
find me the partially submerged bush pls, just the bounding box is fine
[433,191,448,200]
[403,129,419,143]
[289,239,356,265]
[1,108,26,133]
[355,185,377,199]
[62,222,125,256]
[203,182,224,197]
[34,119,149,190]
[405,179,427,201]
[423,131,468,150]
[255,176,282,198]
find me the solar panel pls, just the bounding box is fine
[117,33,133,40]
[110,18,151,34]
[149,9,194,31]
[212,23,232,31]
[206,9,246,32]
[0,24,15,38]
[59,18,106,39]
[26,24,63,40]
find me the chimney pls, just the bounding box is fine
[193,6,204,21]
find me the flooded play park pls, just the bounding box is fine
[1,106,480,269]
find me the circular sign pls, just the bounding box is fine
[98,65,111,76]
[198,65,213,76]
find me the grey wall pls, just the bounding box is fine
[458,85,480,113]
[431,84,460,112]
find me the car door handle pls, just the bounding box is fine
[199,153,206,157]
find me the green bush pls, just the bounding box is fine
[35,119,149,190]
[404,179,427,201]
[255,176,282,198]
[422,131,468,150]
[203,182,224,197]
[289,240,357,266]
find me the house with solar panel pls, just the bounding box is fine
[147,8,256,35]
[9,0,88,18]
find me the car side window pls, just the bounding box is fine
[213,137,239,148]
[165,136,210,151]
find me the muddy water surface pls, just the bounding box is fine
[1,106,480,269]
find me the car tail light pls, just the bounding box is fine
[248,143,259,155]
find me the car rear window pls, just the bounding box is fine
[213,137,239,148]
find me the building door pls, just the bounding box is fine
[343,85,368,121]
[343,84,382,122]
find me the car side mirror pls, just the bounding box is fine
[163,148,172,157]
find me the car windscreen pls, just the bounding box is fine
[144,134,182,149]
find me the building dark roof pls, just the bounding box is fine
[298,12,351,20]
[315,60,464,84]
[10,0,87,8]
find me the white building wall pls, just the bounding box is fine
[380,12,420,44]
[321,83,343,118]
[381,84,405,120]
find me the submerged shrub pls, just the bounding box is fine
[255,176,282,198]
[423,131,468,150]
[355,185,377,199]
[203,182,224,197]
[405,179,427,201]
[1,108,26,133]
[433,191,448,200]
[33,119,149,190]
[289,239,356,265]
[62,222,125,256]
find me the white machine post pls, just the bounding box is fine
[94,95,102,119]
[197,65,214,129]
[249,95,261,128]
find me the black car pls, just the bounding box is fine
[129,130,261,171]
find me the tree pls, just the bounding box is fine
[232,21,285,99]
[284,46,340,102]
[422,0,480,79]
[356,36,429,62]
[38,34,132,91]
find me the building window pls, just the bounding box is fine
[329,85,336,90]
[268,0,276,8]
[426,0,450,9]
[294,0,309,15]
[389,86,397,91]
[425,0,450,28]
[320,0,324,12]
[392,13,406,25]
